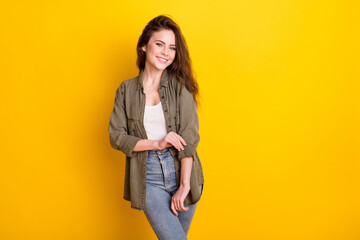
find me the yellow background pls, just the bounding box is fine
[1,1,359,239]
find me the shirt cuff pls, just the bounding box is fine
[177,144,196,160]
[119,135,141,157]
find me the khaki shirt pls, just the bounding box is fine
[108,68,204,211]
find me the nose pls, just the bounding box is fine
[161,47,169,56]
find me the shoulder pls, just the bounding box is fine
[113,75,139,101]
[120,75,139,89]
[116,75,140,95]
[167,73,191,97]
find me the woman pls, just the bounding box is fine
[108,15,204,240]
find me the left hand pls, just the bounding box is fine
[171,184,190,216]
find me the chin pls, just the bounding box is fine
[155,64,170,71]
[147,59,173,71]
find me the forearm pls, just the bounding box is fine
[133,139,160,152]
[180,157,193,186]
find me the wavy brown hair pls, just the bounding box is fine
[136,15,199,104]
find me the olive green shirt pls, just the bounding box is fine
[108,68,204,211]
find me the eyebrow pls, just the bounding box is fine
[155,40,176,47]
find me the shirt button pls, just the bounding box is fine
[161,96,164,99]
[164,109,168,112]
[168,125,171,128]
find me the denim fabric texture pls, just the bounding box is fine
[144,147,202,240]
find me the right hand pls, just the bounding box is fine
[157,131,187,151]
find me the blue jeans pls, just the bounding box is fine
[144,147,203,240]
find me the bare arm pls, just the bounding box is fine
[133,139,168,151]
[180,157,192,186]
[170,156,193,216]
[133,132,187,152]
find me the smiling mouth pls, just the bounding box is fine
[156,57,168,64]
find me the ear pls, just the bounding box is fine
[141,45,146,52]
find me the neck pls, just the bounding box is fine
[142,65,164,86]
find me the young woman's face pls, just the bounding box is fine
[142,29,176,71]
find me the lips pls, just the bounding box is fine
[156,56,168,64]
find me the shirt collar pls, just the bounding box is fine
[136,68,170,90]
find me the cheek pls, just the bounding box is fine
[146,47,157,61]
[147,45,157,55]
[170,52,176,62]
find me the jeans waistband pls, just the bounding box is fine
[148,147,172,156]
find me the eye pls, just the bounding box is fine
[170,47,176,51]
[156,43,162,46]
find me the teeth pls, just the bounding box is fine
[157,57,167,63]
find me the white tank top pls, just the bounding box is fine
[144,101,167,140]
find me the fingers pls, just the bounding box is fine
[170,185,192,216]
[179,202,189,211]
[167,134,184,151]
[177,135,187,147]
[171,201,178,216]
[171,196,189,215]
[166,132,187,151]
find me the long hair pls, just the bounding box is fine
[136,15,199,104]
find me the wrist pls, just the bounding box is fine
[153,140,162,150]
[180,181,190,188]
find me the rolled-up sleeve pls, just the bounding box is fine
[177,86,200,160]
[108,83,141,157]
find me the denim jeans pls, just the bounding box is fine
[144,147,203,240]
